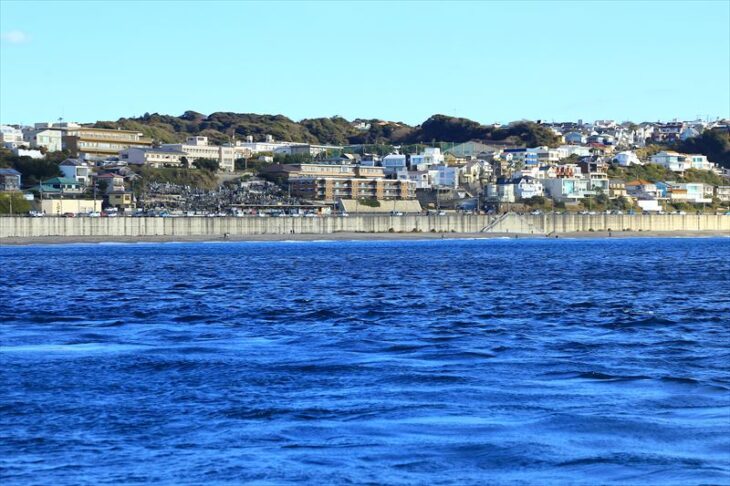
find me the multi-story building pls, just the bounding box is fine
[0,125,24,148]
[409,147,444,170]
[59,159,93,186]
[652,123,684,143]
[381,153,407,175]
[290,177,415,202]
[160,136,235,172]
[651,151,714,172]
[262,163,415,202]
[263,163,386,181]
[273,143,342,157]
[514,177,544,199]
[542,177,593,202]
[63,127,153,160]
[667,183,714,204]
[23,125,63,152]
[124,147,187,168]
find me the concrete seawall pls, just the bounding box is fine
[0,214,728,239]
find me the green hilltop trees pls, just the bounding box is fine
[91,112,564,148]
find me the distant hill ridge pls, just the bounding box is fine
[92,112,562,148]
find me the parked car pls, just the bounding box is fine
[62,212,75,218]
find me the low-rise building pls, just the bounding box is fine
[160,136,235,172]
[381,153,407,175]
[12,148,44,159]
[0,168,22,191]
[107,191,135,209]
[94,173,126,193]
[715,186,730,202]
[614,151,642,166]
[410,147,444,169]
[485,179,516,203]
[32,198,102,216]
[124,147,187,168]
[0,125,24,148]
[651,151,714,172]
[563,131,587,144]
[23,126,63,152]
[542,177,593,202]
[667,183,713,204]
[60,159,93,186]
[34,177,85,195]
[514,177,544,199]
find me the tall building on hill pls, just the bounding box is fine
[62,127,153,160]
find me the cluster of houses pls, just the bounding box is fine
[1,118,728,215]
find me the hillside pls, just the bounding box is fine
[92,112,561,148]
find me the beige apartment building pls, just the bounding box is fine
[263,164,416,202]
[63,127,153,159]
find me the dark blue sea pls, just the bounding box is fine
[1,238,729,485]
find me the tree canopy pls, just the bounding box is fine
[675,130,730,169]
[91,111,565,148]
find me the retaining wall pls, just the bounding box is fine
[0,214,728,239]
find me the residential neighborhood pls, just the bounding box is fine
[1,116,729,216]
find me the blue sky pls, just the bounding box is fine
[1,0,728,125]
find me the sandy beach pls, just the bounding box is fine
[1,230,728,246]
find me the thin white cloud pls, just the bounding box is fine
[1,30,31,44]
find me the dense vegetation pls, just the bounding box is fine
[92,112,562,148]
[675,129,730,169]
[0,148,64,185]
[0,192,32,214]
[607,163,726,185]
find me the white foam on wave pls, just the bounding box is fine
[1,343,146,353]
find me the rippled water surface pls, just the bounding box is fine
[2,238,729,485]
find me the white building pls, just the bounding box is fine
[651,151,713,172]
[1,125,25,148]
[679,126,700,141]
[514,177,544,199]
[668,182,713,204]
[557,145,592,159]
[542,177,593,202]
[614,151,642,166]
[434,165,459,188]
[273,143,341,157]
[485,182,515,203]
[160,136,235,172]
[381,153,407,175]
[12,148,44,159]
[22,127,63,152]
[124,147,187,168]
[410,147,444,170]
[59,159,93,186]
[397,169,432,189]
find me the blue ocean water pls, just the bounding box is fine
[1,238,729,485]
